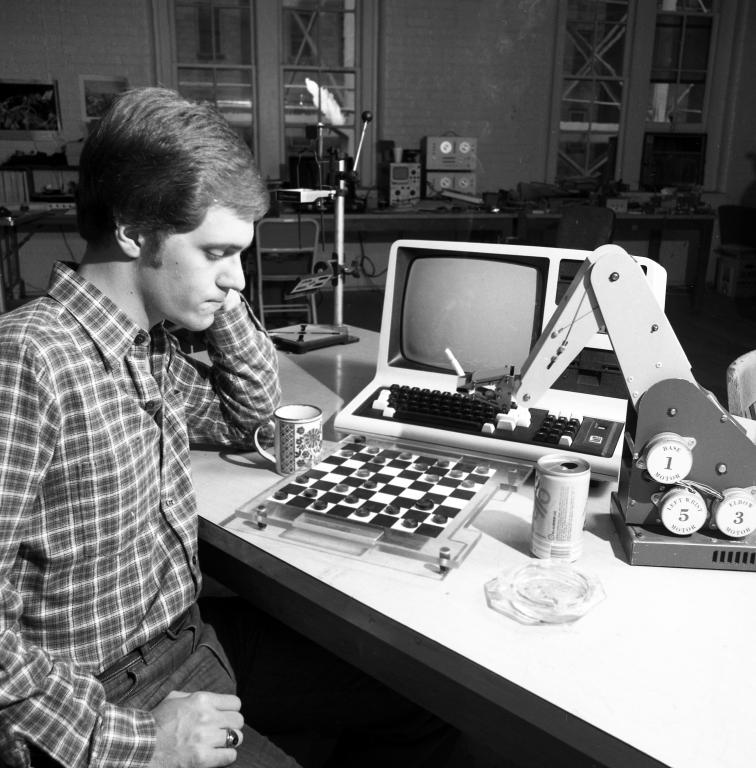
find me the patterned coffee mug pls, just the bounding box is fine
[253,404,323,475]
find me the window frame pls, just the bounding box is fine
[547,0,741,192]
[152,0,377,187]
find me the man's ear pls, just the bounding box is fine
[114,223,143,259]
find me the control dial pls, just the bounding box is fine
[658,486,708,535]
[712,488,756,538]
[642,432,694,484]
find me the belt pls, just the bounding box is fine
[97,605,195,682]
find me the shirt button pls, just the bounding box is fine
[165,497,175,506]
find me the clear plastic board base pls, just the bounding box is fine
[231,434,532,578]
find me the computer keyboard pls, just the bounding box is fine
[357,384,622,458]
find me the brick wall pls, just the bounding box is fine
[0,0,153,291]
[0,0,153,161]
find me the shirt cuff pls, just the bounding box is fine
[89,705,156,768]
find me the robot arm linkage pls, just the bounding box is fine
[481,244,697,424]
[464,244,756,549]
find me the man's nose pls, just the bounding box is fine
[219,253,246,294]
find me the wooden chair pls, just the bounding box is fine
[250,217,320,329]
[726,349,756,419]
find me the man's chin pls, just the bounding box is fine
[172,314,215,333]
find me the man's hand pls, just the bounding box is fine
[222,289,242,312]
[149,690,244,768]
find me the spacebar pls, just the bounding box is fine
[393,410,484,433]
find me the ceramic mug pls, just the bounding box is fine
[253,404,323,475]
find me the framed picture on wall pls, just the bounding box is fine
[0,79,61,138]
[80,75,129,122]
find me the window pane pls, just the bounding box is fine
[651,14,712,81]
[647,7,712,123]
[284,9,317,66]
[567,0,628,23]
[175,5,203,63]
[558,0,626,180]
[284,69,354,124]
[283,8,352,67]
[648,82,705,124]
[217,6,251,64]
[176,2,252,64]
[177,67,216,102]
[283,0,349,11]
[281,0,357,183]
[562,79,622,127]
[563,18,627,78]
[557,134,615,179]
[650,16,682,80]
[173,1,256,151]
[656,0,712,11]
[680,18,712,76]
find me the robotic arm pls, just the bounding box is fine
[483,244,756,553]
[511,244,696,414]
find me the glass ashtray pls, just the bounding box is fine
[484,561,605,625]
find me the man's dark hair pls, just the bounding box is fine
[76,87,269,246]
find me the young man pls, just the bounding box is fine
[0,89,457,768]
[0,87,280,768]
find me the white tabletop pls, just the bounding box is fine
[193,328,755,768]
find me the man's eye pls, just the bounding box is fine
[206,250,226,260]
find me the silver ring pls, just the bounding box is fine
[225,728,240,748]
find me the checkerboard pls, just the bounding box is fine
[230,434,530,577]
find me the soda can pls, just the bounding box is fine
[531,453,591,562]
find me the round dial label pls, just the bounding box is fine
[644,434,693,484]
[659,487,707,535]
[712,489,756,538]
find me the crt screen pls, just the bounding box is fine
[401,255,541,374]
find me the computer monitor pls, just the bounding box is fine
[335,239,667,480]
[377,241,666,374]
[385,246,545,376]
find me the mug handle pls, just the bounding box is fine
[253,423,276,464]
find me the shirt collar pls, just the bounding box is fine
[47,261,152,361]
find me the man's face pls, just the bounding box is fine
[137,205,254,330]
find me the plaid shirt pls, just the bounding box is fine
[0,263,280,767]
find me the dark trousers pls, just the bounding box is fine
[94,597,459,767]
[199,596,461,768]
[96,600,298,767]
